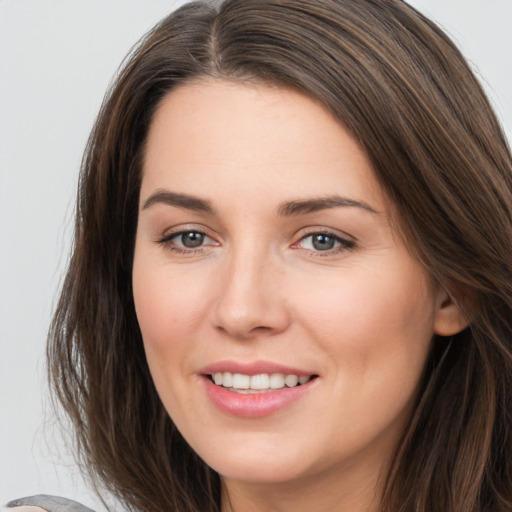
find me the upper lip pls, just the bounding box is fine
[199,360,316,377]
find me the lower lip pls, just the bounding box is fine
[202,376,316,418]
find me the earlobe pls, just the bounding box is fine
[433,290,470,336]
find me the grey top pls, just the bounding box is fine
[7,495,95,512]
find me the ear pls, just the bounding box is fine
[433,289,470,336]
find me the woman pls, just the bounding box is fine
[7,0,512,511]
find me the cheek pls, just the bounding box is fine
[132,257,213,427]
[290,266,435,447]
[132,254,208,418]
[291,260,436,385]
[132,255,206,352]
[300,273,432,335]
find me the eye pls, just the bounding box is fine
[296,231,355,254]
[303,233,338,251]
[157,229,216,252]
[176,231,207,248]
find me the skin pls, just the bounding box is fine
[132,80,466,512]
[8,509,45,512]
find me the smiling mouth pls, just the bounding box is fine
[208,372,318,394]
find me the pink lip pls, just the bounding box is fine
[198,360,318,418]
[199,360,315,377]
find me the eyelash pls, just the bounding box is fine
[156,229,356,256]
[295,231,356,257]
[157,229,214,254]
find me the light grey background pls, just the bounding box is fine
[1,1,510,510]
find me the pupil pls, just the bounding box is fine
[312,234,335,251]
[182,232,204,248]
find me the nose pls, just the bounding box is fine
[212,248,291,340]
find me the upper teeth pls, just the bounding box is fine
[212,372,311,391]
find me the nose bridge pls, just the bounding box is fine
[213,237,288,338]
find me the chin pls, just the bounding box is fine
[185,429,310,483]
[213,455,312,485]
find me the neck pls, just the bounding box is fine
[220,460,386,512]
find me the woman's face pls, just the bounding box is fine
[133,80,453,492]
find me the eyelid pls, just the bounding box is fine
[294,226,356,243]
[292,227,356,254]
[157,223,216,239]
[154,224,356,256]
[156,224,220,252]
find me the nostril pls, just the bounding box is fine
[215,323,273,340]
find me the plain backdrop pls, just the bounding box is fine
[1,1,511,509]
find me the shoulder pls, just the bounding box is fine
[4,496,96,512]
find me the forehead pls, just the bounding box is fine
[141,80,386,210]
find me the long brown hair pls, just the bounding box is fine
[48,1,512,510]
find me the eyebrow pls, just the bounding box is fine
[142,189,378,216]
[142,190,215,214]
[277,196,379,216]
